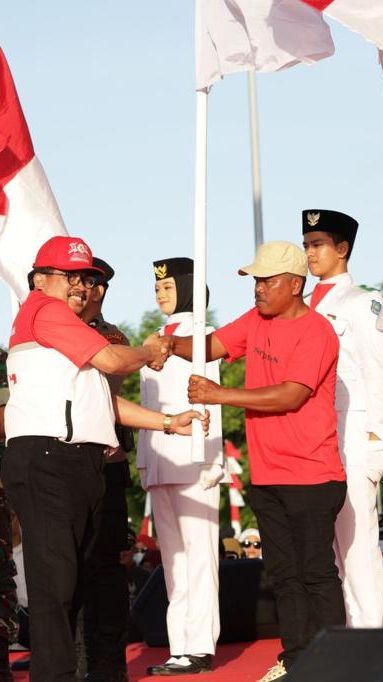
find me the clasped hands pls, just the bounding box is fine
[143,333,174,371]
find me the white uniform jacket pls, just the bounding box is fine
[307,273,383,466]
[137,312,224,487]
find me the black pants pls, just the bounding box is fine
[249,481,347,670]
[2,436,105,682]
[83,461,129,675]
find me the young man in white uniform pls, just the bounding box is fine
[138,258,224,676]
[302,209,383,627]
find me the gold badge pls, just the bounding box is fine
[307,211,320,227]
[154,264,168,279]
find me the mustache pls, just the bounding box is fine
[68,289,87,301]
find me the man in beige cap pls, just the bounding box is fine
[159,241,347,681]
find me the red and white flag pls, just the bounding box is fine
[0,48,67,304]
[196,0,335,90]
[301,0,383,48]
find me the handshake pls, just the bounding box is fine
[143,333,175,371]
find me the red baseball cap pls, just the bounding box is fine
[33,236,105,274]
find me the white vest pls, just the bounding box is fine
[137,312,224,486]
[6,341,118,447]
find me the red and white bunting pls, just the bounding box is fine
[224,440,245,538]
[139,491,153,537]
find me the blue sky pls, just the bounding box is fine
[1,2,382,344]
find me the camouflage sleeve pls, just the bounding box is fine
[0,490,18,643]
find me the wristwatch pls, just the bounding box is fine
[163,414,174,435]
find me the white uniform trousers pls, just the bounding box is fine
[334,413,383,627]
[150,482,220,655]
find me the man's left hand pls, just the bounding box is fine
[188,374,221,405]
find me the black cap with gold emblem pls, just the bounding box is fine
[153,257,193,281]
[302,209,359,253]
[152,257,210,314]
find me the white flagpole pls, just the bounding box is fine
[191,86,208,463]
[248,72,263,248]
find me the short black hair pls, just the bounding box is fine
[325,231,352,260]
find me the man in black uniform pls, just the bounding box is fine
[81,258,133,682]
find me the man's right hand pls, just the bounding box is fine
[143,333,174,371]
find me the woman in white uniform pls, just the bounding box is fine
[138,258,225,676]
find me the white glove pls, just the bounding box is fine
[198,464,225,490]
[139,469,148,491]
[366,441,383,484]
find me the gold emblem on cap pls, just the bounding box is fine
[154,264,168,279]
[307,212,320,227]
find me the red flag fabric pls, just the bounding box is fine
[302,0,333,8]
[0,48,67,304]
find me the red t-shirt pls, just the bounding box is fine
[10,290,109,367]
[215,307,345,485]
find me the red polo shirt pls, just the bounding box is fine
[215,307,345,485]
[9,290,109,366]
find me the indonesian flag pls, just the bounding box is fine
[0,48,67,305]
[301,0,383,48]
[196,0,335,90]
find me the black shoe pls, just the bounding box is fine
[187,656,212,672]
[11,656,30,671]
[147,655,212,676]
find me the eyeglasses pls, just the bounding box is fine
[241,540,262,549]
[42,271,99,289]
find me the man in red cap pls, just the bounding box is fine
[1,236,209,682]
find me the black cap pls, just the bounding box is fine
[302,209,358,251]
[92,257,115,282]
[153,257,193,281]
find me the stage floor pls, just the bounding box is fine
[10,639,281,681]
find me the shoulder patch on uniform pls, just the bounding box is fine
[371,300,382,316]
[105,331,125,345]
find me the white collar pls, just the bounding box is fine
[166,312,193,324]
[317,272,353,286]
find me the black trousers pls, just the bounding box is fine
[249,481,347,670]
[2,436,105,682]
[83,461,129,675]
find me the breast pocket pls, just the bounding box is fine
[327,316,348,336]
